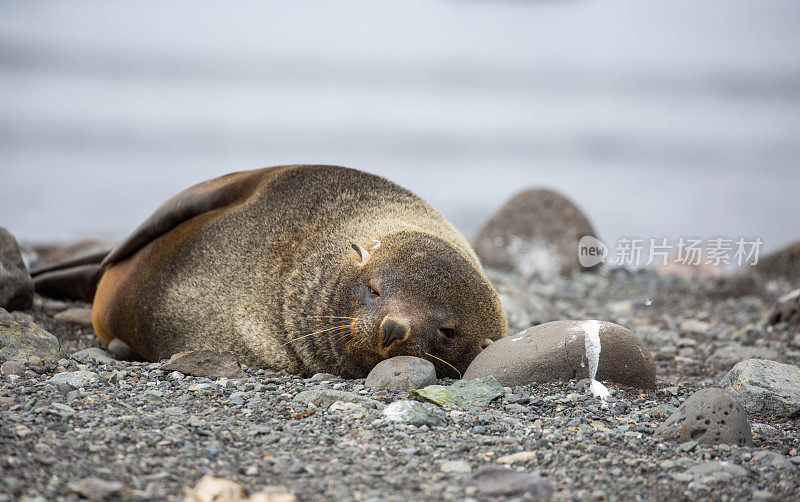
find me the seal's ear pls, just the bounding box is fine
[351,243,371,265]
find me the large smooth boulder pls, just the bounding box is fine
[473,189,598,278]
[463,320,655,389]
[0,228,34,311]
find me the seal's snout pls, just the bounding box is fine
[380,317,409,348]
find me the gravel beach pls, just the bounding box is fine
[2,268,800,501]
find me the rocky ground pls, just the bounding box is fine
[2,268,800,501]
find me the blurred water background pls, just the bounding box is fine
[1,0,799,255]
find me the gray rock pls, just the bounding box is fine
[0,359,25,376]
[0,308,61,363]
[654,388,751,446]
[719,359,800,418]
[159,349,246,379]
[671,461,749,483]
[469,465,553,498]
[473,188,599,278]
[67,477,125,501]
[0,228,33,311]
[44,370,100,388]
[294,389,383,409]
[71,347,116,364]
[382,400,447,427]
[53,307,94,327]
[365,356,437,391]
[753,450,797,472]
[766,288,800,325]
[708,345,778,368]
[463,320,655,389]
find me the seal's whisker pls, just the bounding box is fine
[304,315,360,321]
[280,324,352,347]
[424,351,462,379]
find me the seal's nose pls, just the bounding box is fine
[381,317,409,347]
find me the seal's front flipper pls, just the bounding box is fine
[33,264,103,302]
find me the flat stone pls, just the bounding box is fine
[365,356,437,391]
[0,308,61,363]
[71,347,116,365]
[463,320,655,389]
[497,451,537,464]
[409,376,504,409]
[0,228,33,312]
[160,349,246,379]
[679,319,712,334]
[294,389,382,409]
[44,370,100,388]
[671,461,749,484]
[719,359,800,418]
[382,399,446,427]
[440,460,471,473]
[469,465,553,498]
[708,345,778,369]
[473,188,600,278]
[67,477,125,500]
[654,388,751,446]
[53,307,94,327]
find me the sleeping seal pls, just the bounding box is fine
[37,166,507,378]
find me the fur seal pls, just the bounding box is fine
[36,166,506,378]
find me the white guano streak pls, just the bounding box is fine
[581,320,610,400]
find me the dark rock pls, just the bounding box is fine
[0,228,33,311]
[469,465,553,498]
[719,359,800,418]
[702,271,764,298]
[365,356,437,391]
[766,288,800,325]
[473,188,598,278]
[463,320,655,389]
[159,349,246,378]
[752,240,800,284]
[0,308,61,363]
[382,400,447,427]
[654,388,751,446]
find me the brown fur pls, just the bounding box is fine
[92,166,506,378]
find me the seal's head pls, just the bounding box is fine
[327,231,506,378]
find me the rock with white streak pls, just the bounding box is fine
[463,320,655,389]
